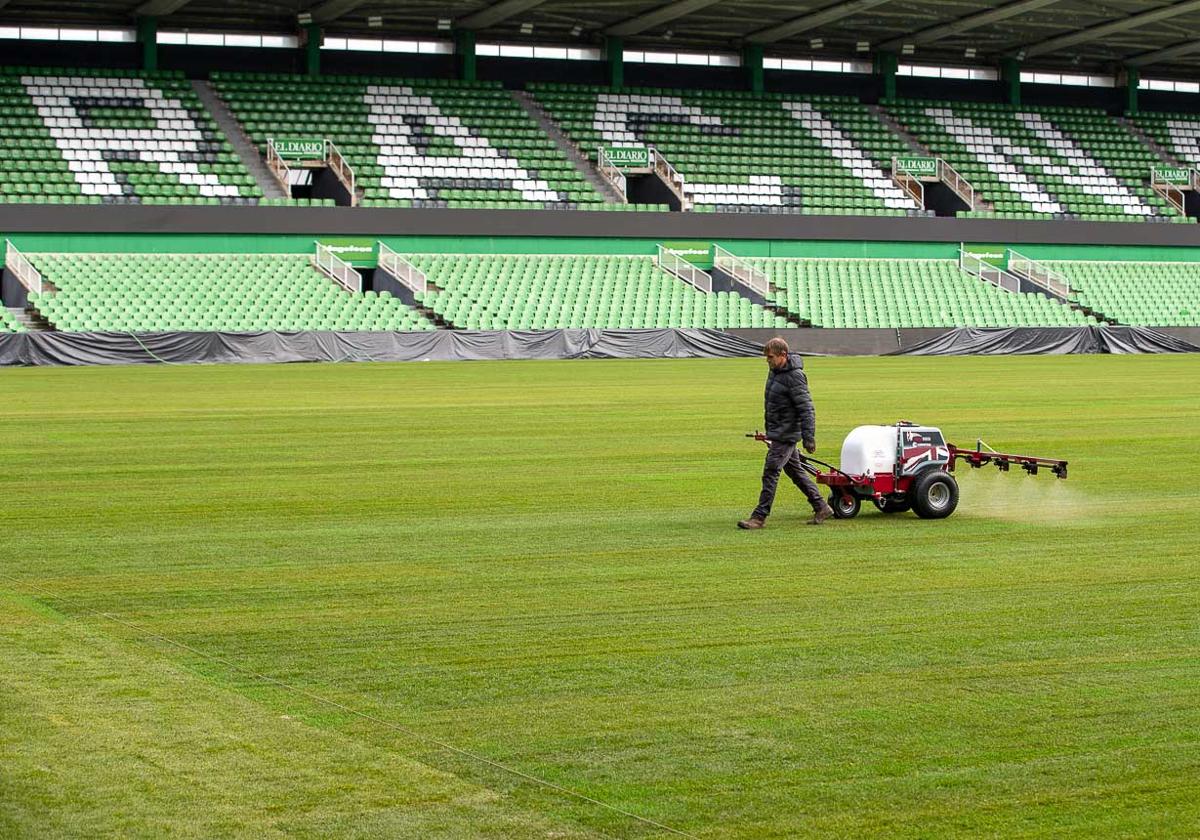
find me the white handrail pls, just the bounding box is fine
[656,244,711,293]
[313,242,362,293]
[377,243,427,294]
[265,138,293,195]
[650,148,691,211]
[712,244,769,297]
[938,158,976,210]
[959,248,1019,293]
[327,140,357,207]
[1007,249,1071,299]
[5,239,44,296]
[891,157,925,207]
[596,147,628,202]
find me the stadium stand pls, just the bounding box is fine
[748,258,1093,328]
[210,72,623,210]
[528,83,923,215]
[405,254,795,329]
[1131,111,1200,168]
[0,67,265,205]
[1045,261,1200,326]
[24,253,435,332]
[886,100,1180,222]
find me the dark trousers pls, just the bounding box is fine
[753,439,825,519]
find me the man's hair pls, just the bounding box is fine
[765,337,789,357]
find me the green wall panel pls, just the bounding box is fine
[7,232,1200,263]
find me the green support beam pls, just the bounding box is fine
[137,17,158,72]
[304,24,322,77]
[1001,57,1021,106]
[743,44,764,93]
[455,30,477,82]
[606,36,624,90]
[874,50,897,101]
[1124,67,1140,115]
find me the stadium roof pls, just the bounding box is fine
[8,0,1200,76]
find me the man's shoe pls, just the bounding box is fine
[807,504,834,525]
[737,516,766,530]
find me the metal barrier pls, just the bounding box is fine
[327,141,357,207]
[891,157,924,207]
[938,159,976,210]
[265,139,294,195]
[712,244,769,297]
[959,248,1019,293]
[1007,249,1072,299]
[313,241,362,293]
[5,239,44,296]
[377,243,427,294]
[656,244,712,293]
[651,149,691,211]
[596,147,628,202]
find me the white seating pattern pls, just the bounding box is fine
[365,85,563,203]
[592,93,783,207]
[21,75,239,198]
[785,101,918,210]
[927,108,1064,213]
[1015,113,1151,216]
[1165,119,1200,167]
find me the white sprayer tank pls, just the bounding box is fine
[840,425,898,476]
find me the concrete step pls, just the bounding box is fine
[1117,116,1182,166]
[192,79,287,200]
[8,306,51,331]
[509,90,624,204]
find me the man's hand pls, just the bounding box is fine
[803,439,817,454]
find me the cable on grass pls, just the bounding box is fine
[1,573,698,839]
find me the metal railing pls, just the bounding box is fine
[712,244,769,297]
[651,148,691,211]
[1007,249,1071,299]
[313,242,362,293]
[377,242,427,294]
[5,239,44,296]
[596,147,628,202]
[938,159,976,210]
[891,157,925,207]
[656,245,712,293]
[959,248,1019,294]
[265,139,294,195]
[327,141,357,207]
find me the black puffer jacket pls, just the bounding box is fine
[764,353,816,445]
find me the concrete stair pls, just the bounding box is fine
[192,79,287,200]
[8,306,51,331]
[509,90,624,204]
[1117,116,1183,166]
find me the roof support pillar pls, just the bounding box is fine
[875,50,897,101]
[456,29,477,81]
[137,16,158,72]
[303,24,322,77]
[1001,57,1021,107]
[1123,66,1139,115]
[743,44,764,93]
[606,36,624,90]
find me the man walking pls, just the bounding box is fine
[738,337,834,529]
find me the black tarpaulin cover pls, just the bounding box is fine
[891,326,1200,356]
[0,328,764,367]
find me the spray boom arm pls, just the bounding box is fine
[948,442,1068,479]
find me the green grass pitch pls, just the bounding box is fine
[2,355,1199,838]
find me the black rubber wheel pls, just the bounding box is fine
[910,470,959,519]
[829,492,860,519]
[874,496,911,514]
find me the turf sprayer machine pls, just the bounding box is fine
[748,421,1068,520]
